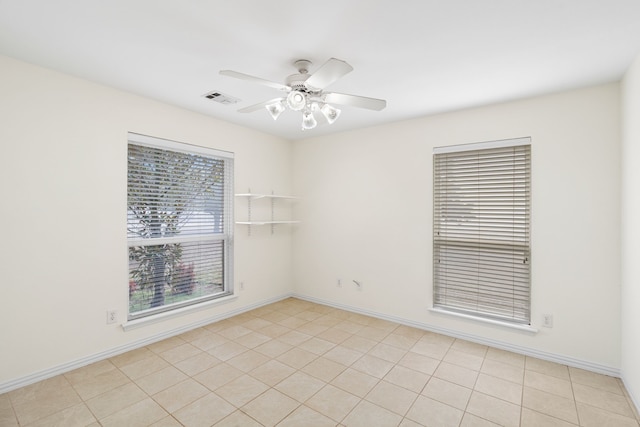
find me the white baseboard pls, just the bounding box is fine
[0,293,293,394]
[293,293,621,378]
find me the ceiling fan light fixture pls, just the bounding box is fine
[265,100,285,120]
[320,104,341,124]
[287,90,307,111]
[301,110,317,130]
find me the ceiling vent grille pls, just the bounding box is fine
[203,91,241,105]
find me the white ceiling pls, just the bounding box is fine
[1,0,640,141]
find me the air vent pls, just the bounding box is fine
[203,91,241,105]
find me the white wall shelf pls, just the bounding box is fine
[235,191,298,235]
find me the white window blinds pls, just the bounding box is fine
[433,138,531,324]
[127,133,234,320]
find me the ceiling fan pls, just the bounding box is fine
[220,58,386,130]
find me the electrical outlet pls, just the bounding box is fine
[106,310,118,324]
[240,281,245,291]
[337,279,342,287]
[542,313,554,328]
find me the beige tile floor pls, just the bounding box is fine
[1,298,639,427]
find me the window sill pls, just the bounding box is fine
[429,307,539,334]
[122,294,238,331]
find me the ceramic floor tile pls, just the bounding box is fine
[365,380,418,416]
[324,345,365,366]
[524,370,574,399]
[382,333,420,351]
[341,335,378,353]
[525,357,570,381]
[450,339,489,358]
[301,357,347,382]
[253,339,293,358]
[306,384,361,422]
[384,365,431,393]
[342,399,403,427]
[569,367,623,395]
[147,336,187,354]
[576,402,640,427]
[150,415,184,426]
[522,386,579,424]
[369,343,408,363]
[174,351,221,376]
[474,373,523,405]
[214,410,264,427]
[190,333,229,351]
[23,402,96,427]
[135,365,189,395]
[351,354,395,379]
[443,349,484,371]
[520,407,579,427]
[274,371,326,402]
[172,392,236,427]
[466,391,521,427]
[298,337,337,355]
[12,383,82,425]
[398,352,440,376]
[460,412,503,427]
[485,348,525,368]
[422,377,472,410]
[5,298,640,427]
[214,374,269,408]
[226,349,270,373]
[193,363,244,390]
[119,354,171,381]
[159,343,202,364]
[109,347,156,369]
[152,378,209,413]
[249,359,297,386]
[99,398,168,427]
[240,388,300,426]
[405,395,464,427]
[277,404,337,427]
[331,368,380,398]
[85,382,147,419]
[433,361,479,388]
[0,407,18,427]
[207,341,249,361]
[573,382,636,418]
[277,347,318,369]
[480,358,525,385]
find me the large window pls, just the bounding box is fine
[433,138,531,325]
[127,133,233,320]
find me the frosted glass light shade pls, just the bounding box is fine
[266,101,285,120]
[301,110,317,130]
[320,104,341,124]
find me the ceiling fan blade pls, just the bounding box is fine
[220,70,289,91]
[305,58,354,90]
[323,92,387,111]
[238,98,285,113]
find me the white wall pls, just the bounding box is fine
[621,54,640,409]
[0,55,294,388]
[292,83,622,371]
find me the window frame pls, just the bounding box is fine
[126,133,234,321]
[432,137,531,325]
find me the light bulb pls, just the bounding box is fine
[286,91,307,111]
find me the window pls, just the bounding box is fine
[127,133,234,320]
[433,138,531,325]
